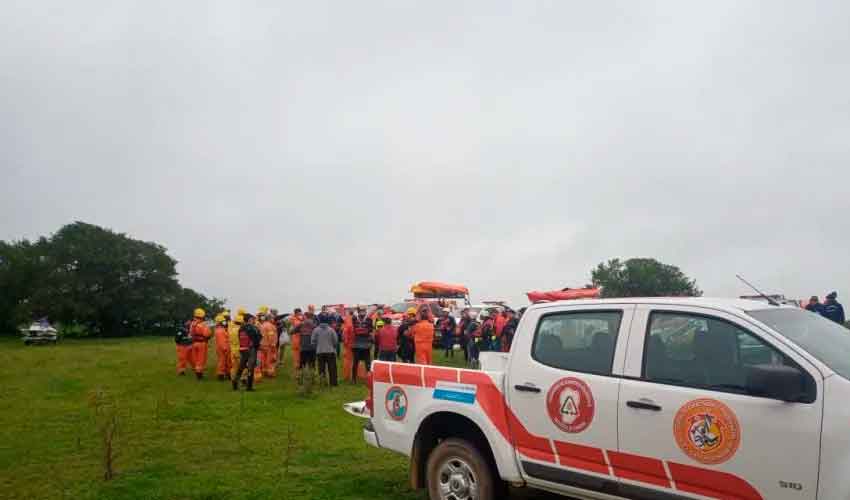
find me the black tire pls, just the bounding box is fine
[426,438,496,500]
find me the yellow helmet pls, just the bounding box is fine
[194,308,205,319]
[406,307,417,316]
[215,314,227,324]
[222,309,231,317]
[234,314,245,324]
[258,305,269,314]
[237,307,247,315]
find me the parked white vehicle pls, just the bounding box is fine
[346,298,850,500]
[21,321,59,345]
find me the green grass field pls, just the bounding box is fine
[0,336,472,500]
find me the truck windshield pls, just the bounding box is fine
[749,308,850,380]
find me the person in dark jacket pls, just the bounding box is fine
[502,309,519,352]
[438,308,457,358]
[456,309,471,362]
[233,314,262,391]
[823,292,846,325]
[351,306,374,382]
[464,310,482,367]
[397,308,417,363]
[298,310,318,370]
[331,310,343,359]
[479,310,496,352]
[805,296,826,316]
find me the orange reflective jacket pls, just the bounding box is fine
[214,326,229,350]
[410,320,434,345]
[190,320,211,343]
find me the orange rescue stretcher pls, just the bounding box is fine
[526,287,601,303]
[410,281,470,302]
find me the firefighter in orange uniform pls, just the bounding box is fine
[189,308,212,379]
[214,313,231,380]
[289,307,304,375]
[260,313,278,377]
[410,309,435,365]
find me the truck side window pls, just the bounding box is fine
[531,311,622,376]
[643,312,805,396]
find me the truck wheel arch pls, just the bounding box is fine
[410,411,503,491]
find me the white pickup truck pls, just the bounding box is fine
[345,298,850,500]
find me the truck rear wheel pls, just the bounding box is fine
[426,438,496,500]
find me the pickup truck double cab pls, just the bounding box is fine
[346,298,850,500]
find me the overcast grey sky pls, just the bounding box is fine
[1,1,848,310]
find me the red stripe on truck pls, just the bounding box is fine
[553,441,609,476]
[460,371,556,464]
[372,363,391,384]
[458,371,512,440]
[607,450,671,488]
[424,367,458,388]
[381,363,763,500]
[392,364,422,387]
[668,462,762,500]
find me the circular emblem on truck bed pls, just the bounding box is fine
[385,386,408,421]
[546,377,595,433]
[674,398,740,465]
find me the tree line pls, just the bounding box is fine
[0,221,702,337]
[0,222,224,336]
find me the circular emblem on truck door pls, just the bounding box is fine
[674,398,741,465]
[546,377,595,433]
[385,386,408,421]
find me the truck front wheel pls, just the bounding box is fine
[426,438,496,500]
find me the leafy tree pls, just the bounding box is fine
[0,222,225,336]
[591,258,702,298]
[0,238,50,332]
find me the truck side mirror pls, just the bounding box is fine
[746,364,807,402]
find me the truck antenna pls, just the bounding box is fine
[736,274,780,306]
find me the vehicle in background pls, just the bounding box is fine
[21,319,59,345]
[347,298,848,500]
[467,303,506,323]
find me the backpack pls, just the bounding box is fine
[174,324,192,346]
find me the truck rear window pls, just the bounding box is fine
[531,311,622,376]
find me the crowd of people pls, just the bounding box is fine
[173,303,527,391]
[174,292,846,392]
[451,307,522,367]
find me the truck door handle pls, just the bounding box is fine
[626,400,662,411]
[514,384,541,393]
